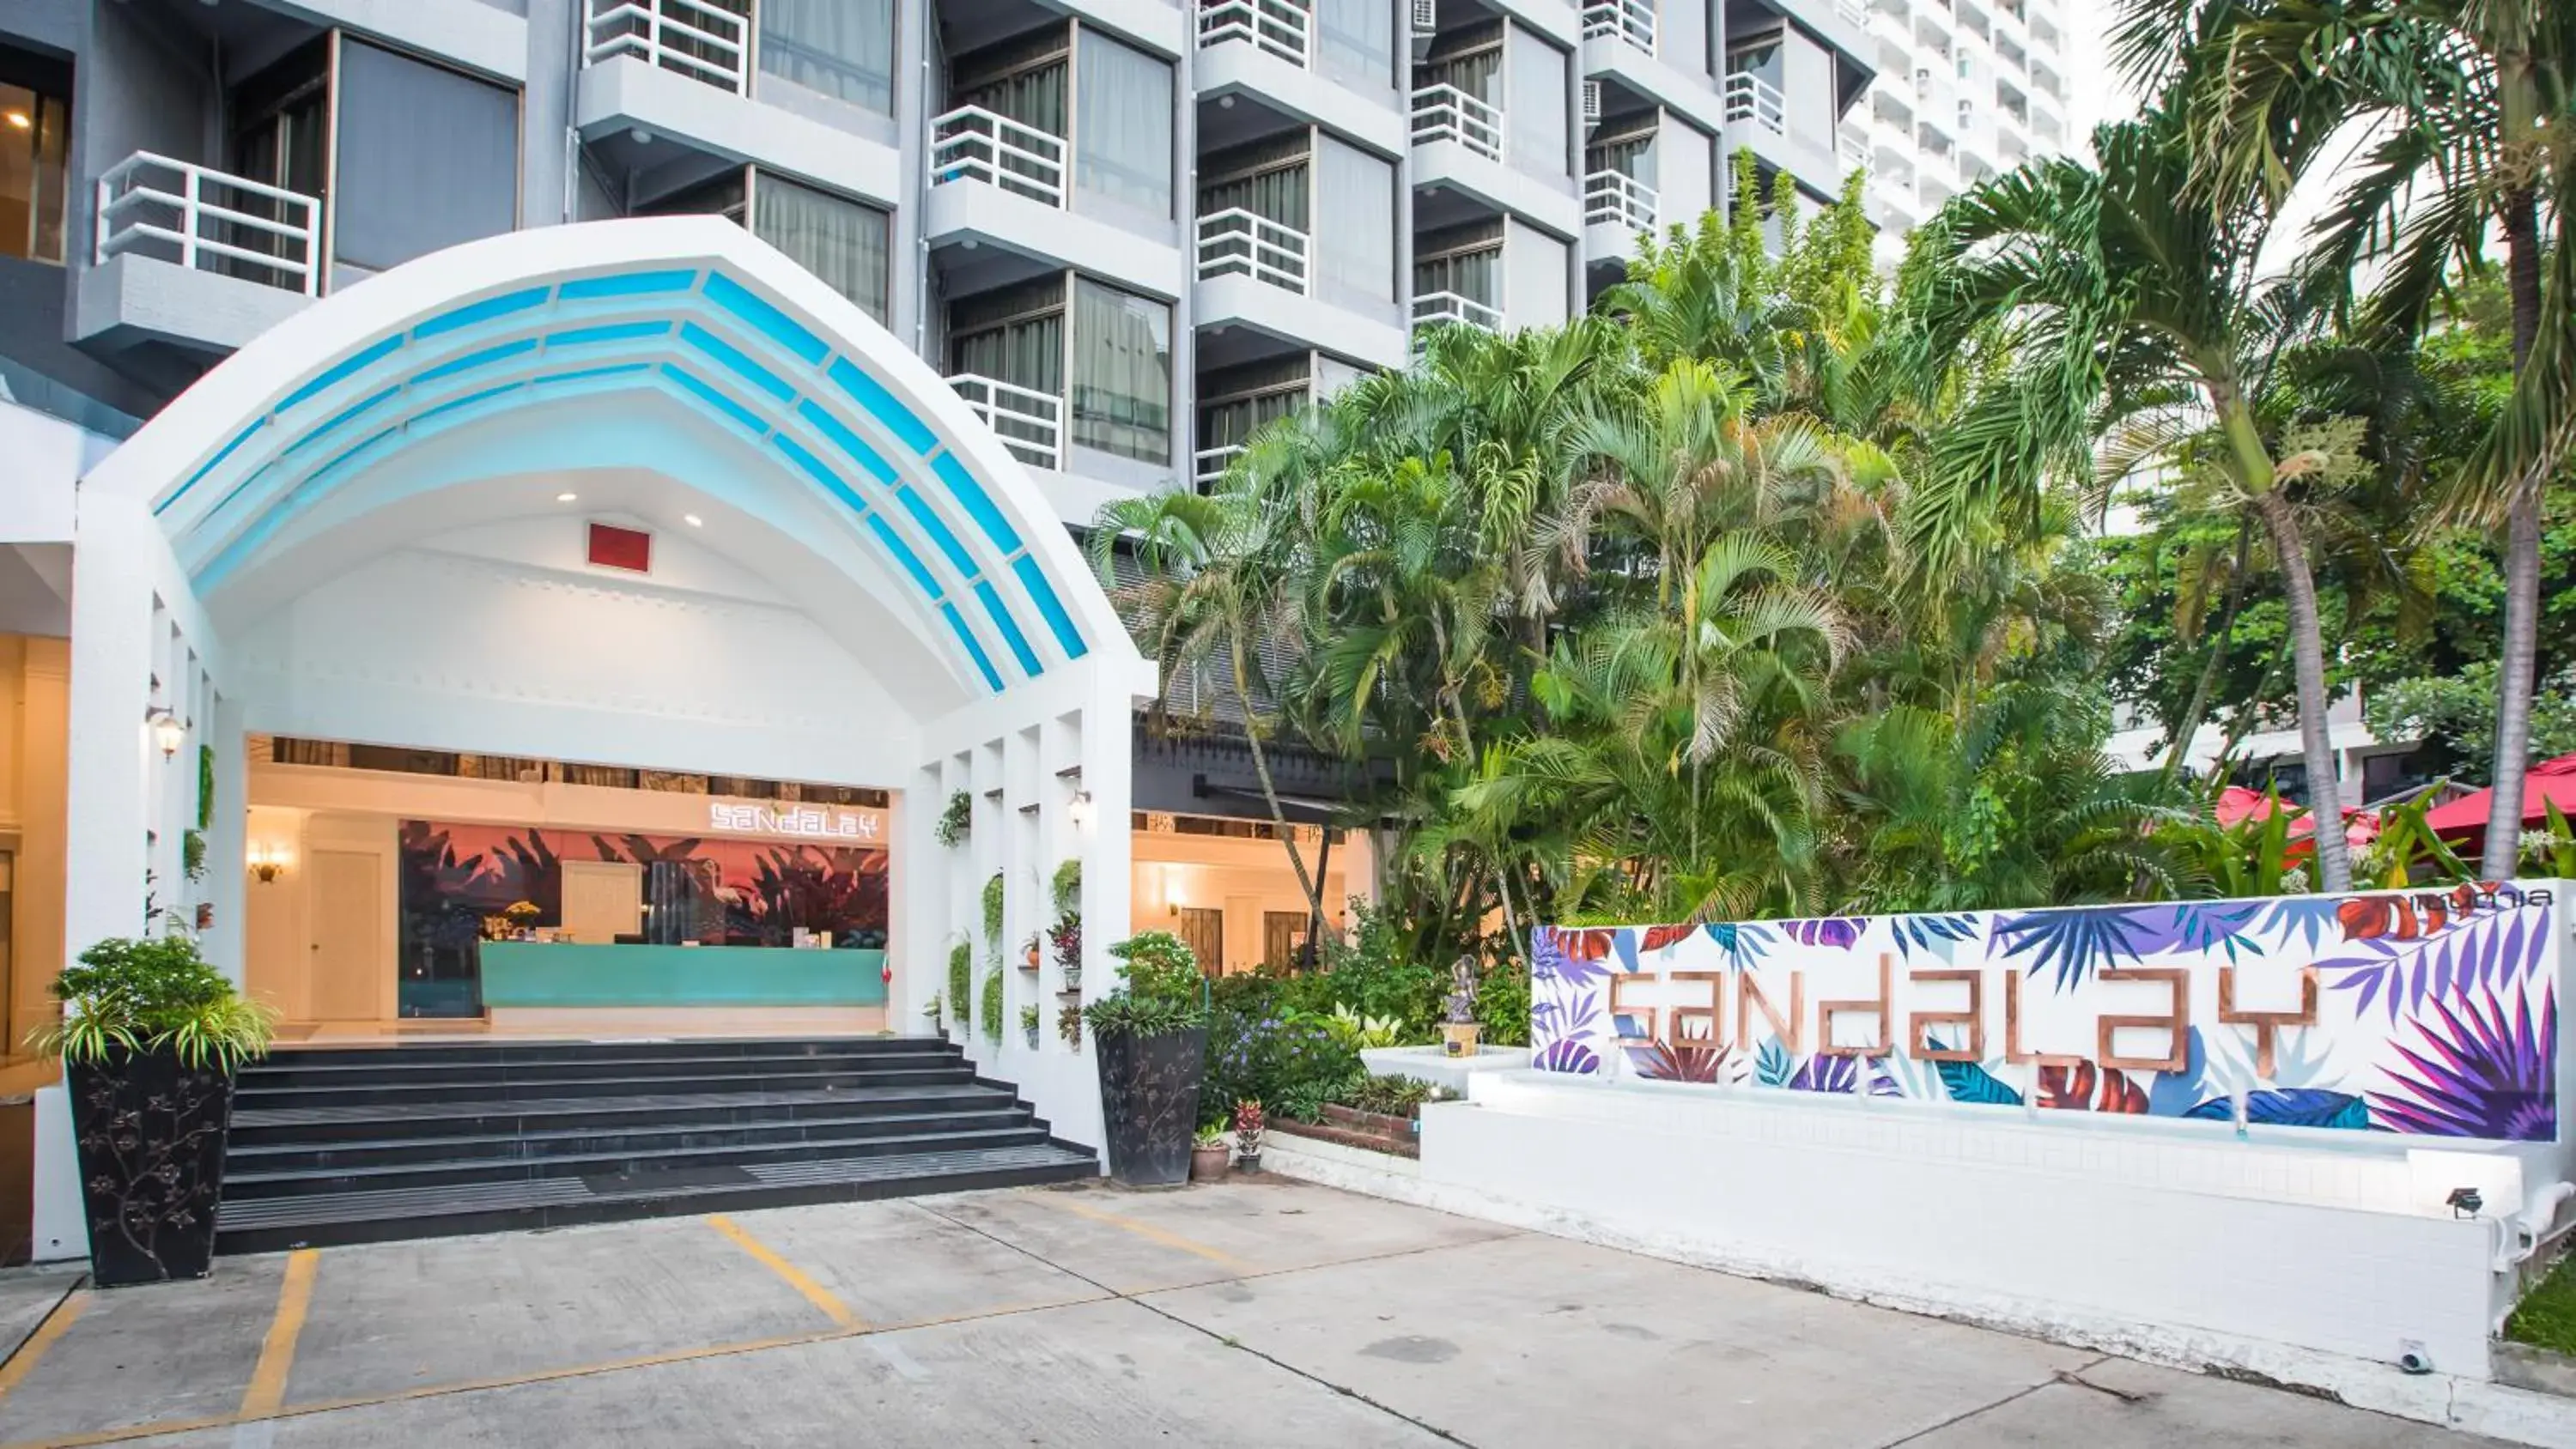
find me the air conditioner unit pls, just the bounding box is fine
[1581,80,1602,126]
[1411,0,1438,39]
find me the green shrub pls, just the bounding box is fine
[1202,1002,1362,1130]
[35,932,273,1070]
[981,873,1005,958]
[934,791,972,847]
[1109,930,1202,1006]
[1474,959,1531,1046]
[946,940,973,1028]
[1316,902,1443,1034]
[1051,858,1082,914]
[1082,992,1206,1040]
[1333,1073,1453,1118]
[980,969,1003,1042]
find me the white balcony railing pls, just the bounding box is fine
[1724,72,1787,138]
[1583,169,1658,233]
[1839,126,1871,168]
[94,152,320,295]
[582,0,749,94]
[930,105,1068,209]
[1410,83,1505,163]
[945,373,1063,470]
[1198,0,1311,67]
[1411,290,1503,334]
[1837,0,1868,27]
[1580,0,1656,52]
[1195,208,1310,293]
[1194,445,1243,489]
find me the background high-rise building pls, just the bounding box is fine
[1845,0,2074,259]
[0,0,1874,525]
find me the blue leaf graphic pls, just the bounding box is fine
[2244,1088,2369,1130]
[1755,1037,1794,1088]
[1935,1056,2022,1106]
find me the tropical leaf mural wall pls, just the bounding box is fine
[1528,886,2566,1141]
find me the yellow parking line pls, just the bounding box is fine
[706,1215,860,1329]
[0,1288,86,1404]
[1036,1193,1256,1274]
[240,1249,319,1417]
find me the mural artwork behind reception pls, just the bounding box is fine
[1529,883,2566,1139]
[397,820,890,1016]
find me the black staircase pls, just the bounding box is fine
[215,1037,1095,1253]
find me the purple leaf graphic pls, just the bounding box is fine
[2371,984,2555,1140]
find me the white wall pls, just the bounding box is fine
[227,519,919,788]
[1657,116,1716,228]
[1130,828,1351,974]
[1504,218,1572,330]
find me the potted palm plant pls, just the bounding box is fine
[34,931,273,1287]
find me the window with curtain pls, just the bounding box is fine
[948,276,1066,462]
[758,0,895,114]
[1071,277,1171,464]
[1585,126,1655,181]
[1728,39,1783,82]
[1415,222,1502,307]
[1508,27,1570,178]
[752,173,890,324]
[1315,0,1394,90]
[1415,45,1500,105]
[1073,29,1173,219]
[1314,136,1394,306]
[331,41,519,274]
[950,30,1069,202]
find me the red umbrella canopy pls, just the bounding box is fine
[2424,754,2576,837]
[2212,785,2380,852]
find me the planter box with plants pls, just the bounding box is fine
[1086,931,1212,1188]
[1272,1076,1452,1161]
[38,932,273,1288]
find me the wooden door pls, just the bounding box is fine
[308,849,383,1022]
[1175,906,1223,977]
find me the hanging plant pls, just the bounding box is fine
[933,791,973,848]
[981,872,1005,964]
[181,829,207,884]
[1050,858,1082,915]
[196,745,216,832]
[946,940,973,1030]
[980,968,1004,1043]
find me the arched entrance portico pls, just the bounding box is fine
[41,218,1151,1255]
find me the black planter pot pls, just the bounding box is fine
[67,1050,236,1288]
[1093,1026,1206,1187]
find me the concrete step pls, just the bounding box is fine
[233,1063,978,1108]
[222,1124,1060,1198]
[213,1143,1101,1254]
[240,1049,962,1091]
[251,1036,952,1070]
[226,1105,1040,1173]
[228,1083,1026,1146]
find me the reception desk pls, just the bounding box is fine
[477,942,889,1009]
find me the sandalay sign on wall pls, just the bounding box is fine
[708,802,883,842]
[1529,883,2565,1141]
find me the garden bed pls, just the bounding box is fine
[1273,1104,1420,1159]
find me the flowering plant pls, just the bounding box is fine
[1231,1099,1265,1161]
[1048,912,1082,973]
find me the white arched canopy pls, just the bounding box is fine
[46,221,1149,1224]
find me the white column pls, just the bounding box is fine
[61,499,159,961]
[204,693,248,985]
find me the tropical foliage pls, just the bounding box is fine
[36,932,274,1071]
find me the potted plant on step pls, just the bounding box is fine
[1190,1123,1230,1182]
[1084,931,1209,1187]
[34,931,273,1288]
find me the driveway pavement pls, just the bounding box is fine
[0,1177,2516,1447]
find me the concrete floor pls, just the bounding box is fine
[0,1178,2518,1448]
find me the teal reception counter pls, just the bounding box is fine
[477,943,890,1009]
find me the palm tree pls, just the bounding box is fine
[2117,0,2575,874]
[1907,103,2364,889]
[1086,487,1327,929]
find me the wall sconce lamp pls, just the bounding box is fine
[1066,790,1095,830]
[146,706,185,758]
[247,842,288,884]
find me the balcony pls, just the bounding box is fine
[1198,0,1309,67]
[1412,290,1503,335]
[931,105,1068,209]
[75,151,320,353]
[1411,83,1505,163]
[945,373,1064,471]
[583,0,746,93]
[1196,209,1309,292]
[1194,445,1242,489]
[1723,73,1785,138]
[1580,0,1656,53]
[1583,169,1656,232]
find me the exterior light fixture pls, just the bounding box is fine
[3,112,27,130]
[248,841,288,883]
[1066,790,1094,830]
[146,706,185,757]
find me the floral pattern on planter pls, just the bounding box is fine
[69,1052,235,1287]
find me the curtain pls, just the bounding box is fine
[758,0,895,115]
[1508,27,1570,177]
[753,173,890,324]
[331,41,518,272]
[1074,30,1173,219]
[1315,0,1394,91]
[1314,136,1393,305]
[1414,246,1499,307]
[953,60,1067,201]
[1071,277,1171,464]
[1418,48,1499,104]
[948,313,1063,394]
[1198,163,1309,229]
[1586,130,1654,181]
[1200,389,1304,450]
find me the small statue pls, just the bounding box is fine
[1445,954,1479,1024]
